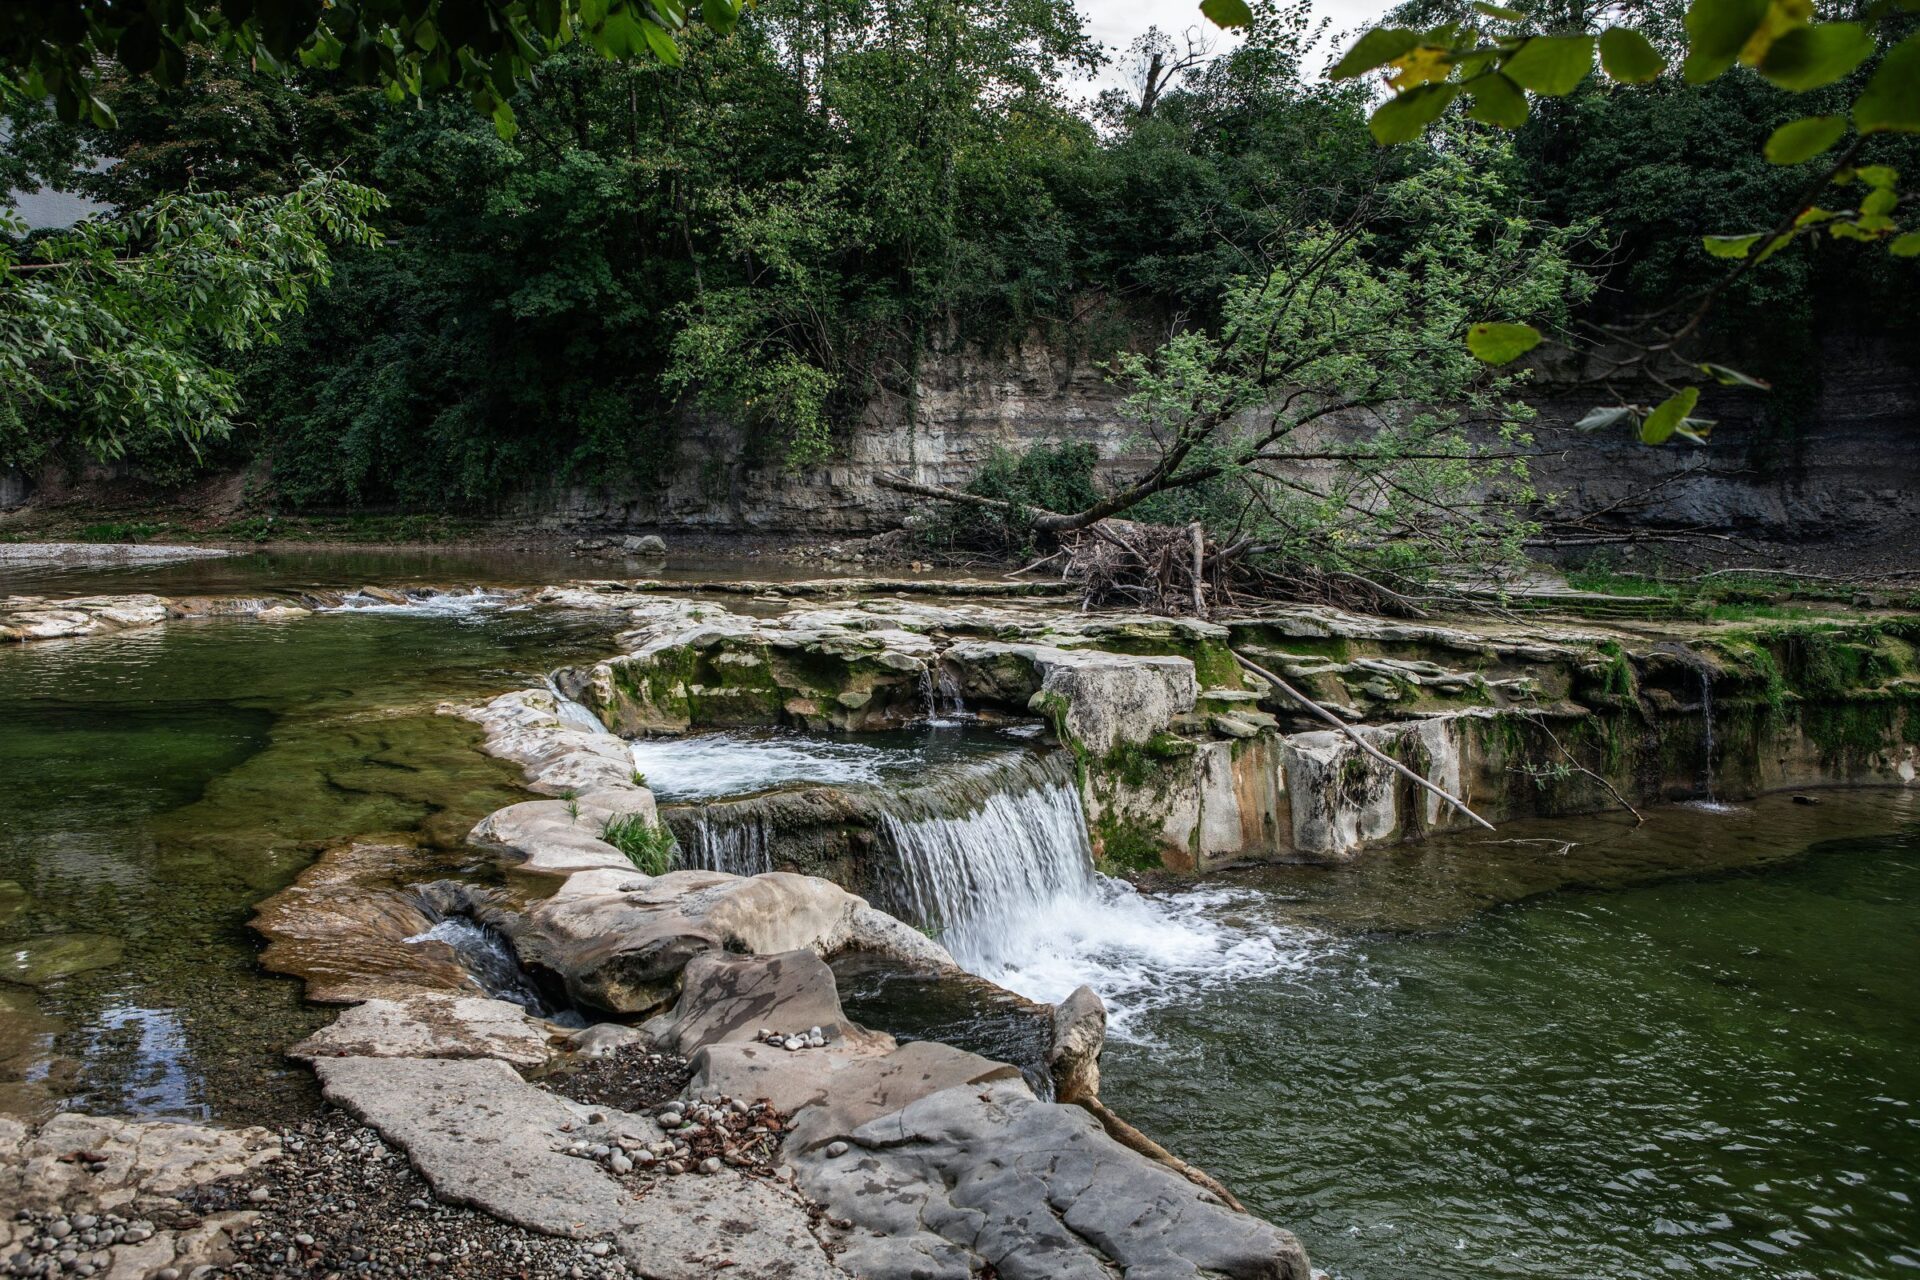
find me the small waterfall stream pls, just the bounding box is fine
[1699,667,1717,801]
[544,675,607,734]
[683,812,776,877]
[874,754,1318,1034]
[405,916,583,1024]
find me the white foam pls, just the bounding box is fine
[327,588,517,617]
[879,774,1326,1040]
[630,732,930,801]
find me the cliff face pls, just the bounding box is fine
[514,339,1146,536]
[7,333,1915,551]
[517,331,1920,552]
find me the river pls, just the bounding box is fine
[2,550,1914,1279]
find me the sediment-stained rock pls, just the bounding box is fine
[290,993,557,1068]
[252,841,488,1004]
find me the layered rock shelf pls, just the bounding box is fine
[539,587,1920,869]
[251,689,1315,1278]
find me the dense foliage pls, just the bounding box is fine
[1324,0,1920,442]
[1,0,1912,575]
[0,171,382,478]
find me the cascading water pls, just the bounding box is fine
[875,753,1319,1037]
[681,812,776,877]
[405,916,583,1025]
[543,674,607,735]
[1699,667,1717,801]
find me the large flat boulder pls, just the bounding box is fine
[476,869,953,1015]
[793,1079,1312,1280]
[314,1055,844,1279]
[943,641,1197,755]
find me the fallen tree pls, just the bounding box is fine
[880,137,1595,617]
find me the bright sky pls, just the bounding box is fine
[1068,0,1391,97]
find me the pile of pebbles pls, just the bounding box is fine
[6,1210,157,1278]
[759,1026,828,1052]
[185,1109,630,1279]
[645,1096,786,1179]
[562,1094,788,1182]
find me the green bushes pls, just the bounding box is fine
[917,443,1101,557]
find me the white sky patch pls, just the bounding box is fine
[1065,0,1392,99]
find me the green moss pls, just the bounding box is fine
[1080,633,1245,690]
[1091,811,1166,874]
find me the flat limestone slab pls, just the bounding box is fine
[289,994,556,1068]
[0,1111,278,1212]
[313,1056,637,1236]
[313,1055,845,1278]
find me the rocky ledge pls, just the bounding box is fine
[107,680,1308,1279]
[270,685,1307,1279]
[0,585,515,644]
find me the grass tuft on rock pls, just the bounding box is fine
[601,812,677,875]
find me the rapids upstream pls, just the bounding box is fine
[1,551,1915,1279]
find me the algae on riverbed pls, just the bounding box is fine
[0,597,630,1124]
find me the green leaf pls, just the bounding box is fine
[1598,28,1665,83]
[1464,73,1529,127]
[1854,165,1898,189]
[1700,362,1771,389]
[1331,28,1422,79]
[701,0,738,32]
[490,100,519,140]
[1756,22,1873,91]
[1573,405,1634,432]
[1890,231,1920,257]
[1862,187,1899,217]
[1681,0,1769,83]
[1855,33,1920,134]
[1764,115,1847,164]
[1640,387,1700,445]
[1472,2,1526,18]
[1466,321,1543,364]
[1500,34,1594,95]
[1369,83,1460,143]
[1703,232,1763,258]
[1200,0,1255,28]
[639,18,682,65]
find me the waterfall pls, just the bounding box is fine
[917,663,969,725]
[680,811,776,877]
[874,753,1317,1032]
[544,674,607,735]
[876,754,1096,974]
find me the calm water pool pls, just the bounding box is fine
[1100,794,1920,1280]
[0,595,631,1123]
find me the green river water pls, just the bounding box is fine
[2,551,1915,1279]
